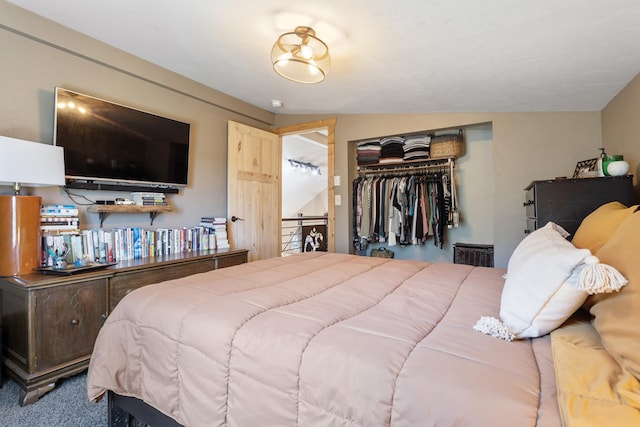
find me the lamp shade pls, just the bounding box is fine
[0,135,65,193]
[271,26,330,84]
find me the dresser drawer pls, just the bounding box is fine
[216,253,248,269]
[34,279,107,372]
[524,187,536,218]
[109,259,215,310]
[524,218,537,235]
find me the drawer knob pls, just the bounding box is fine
[70,318,80,326]
[523,200,534,207]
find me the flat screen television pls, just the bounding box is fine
[54,87,190,190]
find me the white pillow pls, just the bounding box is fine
[474,222,626,341]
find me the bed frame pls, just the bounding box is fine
[108,391,183,427]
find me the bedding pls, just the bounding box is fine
[585,210,640,382]
[87,252,561,426]
[571,201,639,254]
[551,311,640,426]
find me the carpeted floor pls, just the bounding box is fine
[0,371,107,427]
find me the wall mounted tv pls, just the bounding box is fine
[54,87,190,192]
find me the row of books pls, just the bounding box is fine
[41,225,228,267]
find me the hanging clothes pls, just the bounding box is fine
[352,164,455,251]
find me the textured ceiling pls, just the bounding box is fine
[8,0,640,115]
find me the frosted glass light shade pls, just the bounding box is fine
[0,135,65,194]
[271,26,330,84]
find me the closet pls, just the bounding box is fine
[352,127,467,256]
[353,158,459,252]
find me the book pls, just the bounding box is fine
[133,227,143,259]
[81,230,94,262]
[40,216,80,222]
[41,204,79,216]
[41,204,76,209]
[130,192,165,198]
[40,224,80,231]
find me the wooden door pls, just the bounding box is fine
[227,121,281,261]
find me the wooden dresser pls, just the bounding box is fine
[0,248,248,406]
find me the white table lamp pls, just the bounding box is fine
[0,136,65,276]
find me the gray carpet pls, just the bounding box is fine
[0,371,107,427]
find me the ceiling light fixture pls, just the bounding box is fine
[288,159,321,175]
[271,26,330,84]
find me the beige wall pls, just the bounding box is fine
[276,112,603,267]
[602,72,640,199]
[0,2,274,231]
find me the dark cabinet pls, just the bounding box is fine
[524,176,634,237]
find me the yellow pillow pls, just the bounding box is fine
[552,313,640,423]
[572,202,639,254]
[589,211,640,381]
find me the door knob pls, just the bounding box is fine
[231,216,244,222]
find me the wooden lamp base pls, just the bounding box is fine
[0,195,42,276]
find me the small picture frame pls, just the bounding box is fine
[572,158,598,178]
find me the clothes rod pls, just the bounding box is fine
[357,158,453,175]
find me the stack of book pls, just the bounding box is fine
[130,192,168,206]
[199,217,229,249]
[40,204,79,235]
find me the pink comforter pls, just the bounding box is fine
[87,252,560,426]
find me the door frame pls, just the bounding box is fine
[272,119,336,252]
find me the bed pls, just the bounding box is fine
[87,203,640,426]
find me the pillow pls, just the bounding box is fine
[572,202,639,254]
[474,222,627,341]
[588,211,640,381]
[551,313,640,423]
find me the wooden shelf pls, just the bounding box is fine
[87,205,172,227]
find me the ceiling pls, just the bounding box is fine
[8,0,640,115]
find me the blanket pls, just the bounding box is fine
[88,252,560,426]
